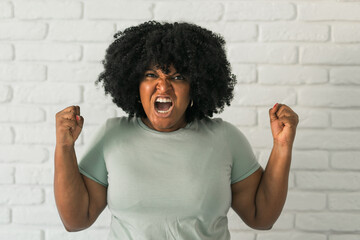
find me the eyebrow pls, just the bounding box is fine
[145,69,179,75]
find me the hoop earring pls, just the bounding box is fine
[190,99,193,107]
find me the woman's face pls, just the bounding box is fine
[139,64,191,132]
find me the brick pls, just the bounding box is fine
[258,232,326,240]
[330,67,360,85]
[0,85,12,102]
[84,84,117,105]
[258,105,326,130]
[0,44,13,60]
[299,3,360,21]
[13,83,81,104]
[300,45,360,65]
[0,230,42,240]
[333,23,360,43]
[71,105,116,125]
[230,64,256,84]
[44,187,56,206]
[86,1,152,20]
[216,107,256,127]
[0,145,47,163]
[0,21,47,40]
[233,85,296,107]
[48,63,103,82]
[296,171,360,190]
[280,107,329,129]
[15,124,56,144]
[0,106,45,123]
[258,149,271,168]
[0,208,10,223]
[241,128,272,148]
[260,23,329,42]
[0,165,14,183]
[0,64,46,81]
[155,2,223,21]
[13,206,61,225]
[291,150,329,170]
[15,0,82,19]
[0,125,13,144]
[330,235,360,240]
[296,213,360,231]
[16,166,53,185]
[329,192,360,210]
[331,110,360,128]
[295,130,360,150]
[116,21,144,32]
[271,213,294,230]
[83,43,108,62]
[0,1,12,18]
[0,186,43,205]
[284,191,326,211]
[331,151,360,170]
[204,22,257,42]
[258,66,327,85]
[298,86,360,107]
[48,21,115,42]
[228,44,297,64]
[225,2,295,21]
[16,43,81,62]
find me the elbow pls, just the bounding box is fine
[252,224,273,231]
[64,224,88,232]
[64,225,77,232]
[246,220,274,231]
[62,219,90,232]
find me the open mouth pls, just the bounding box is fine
[154,97,173,114]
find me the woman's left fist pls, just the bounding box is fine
[269,103,299,147]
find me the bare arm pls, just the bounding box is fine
[54,145,107,231]
[231,103,298,230]
[54,106,107,231]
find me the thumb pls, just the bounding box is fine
[76,115,84,129]
[269,103,279,122]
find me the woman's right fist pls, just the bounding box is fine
[55,105,84,147]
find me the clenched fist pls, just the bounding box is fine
[55,105,84,147]
[269,103,299,147]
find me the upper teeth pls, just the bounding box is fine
[156,98,172,103]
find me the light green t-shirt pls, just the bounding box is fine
[78,116,260,240]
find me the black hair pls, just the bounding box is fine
[95,20,237,123]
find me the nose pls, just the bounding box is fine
[156,77,173,92]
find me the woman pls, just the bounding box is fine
[54,21,299,239]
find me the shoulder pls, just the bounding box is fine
[202,118,250,144]
[105,116,134,128]
[100,116,134,134]
[198,117,237,133]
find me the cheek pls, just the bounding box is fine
[139,83,152,99]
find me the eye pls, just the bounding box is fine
[173,75,185,81]
[145,73,157,78]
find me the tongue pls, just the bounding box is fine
[156,102,172,111]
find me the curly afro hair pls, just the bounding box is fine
[95,20,237,123]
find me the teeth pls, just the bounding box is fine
[157,109,172,113]
[156,98,172,103]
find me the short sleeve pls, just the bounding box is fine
[78,120,109,187]
[223,121,261,184]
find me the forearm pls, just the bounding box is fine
[254,142,292,229]
[54,145,90,231]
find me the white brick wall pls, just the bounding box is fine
[1,0,359,239]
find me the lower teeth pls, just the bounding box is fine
[157,109,171,113]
